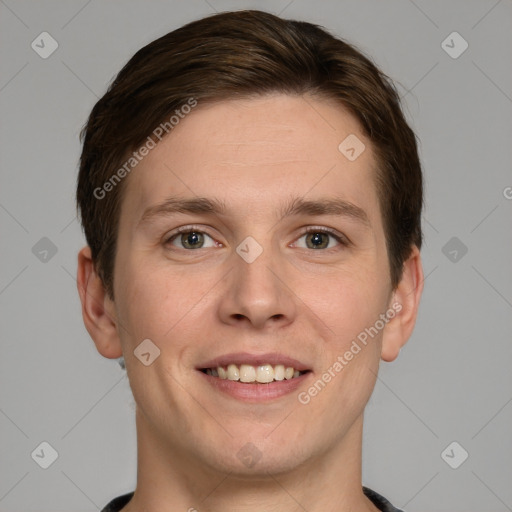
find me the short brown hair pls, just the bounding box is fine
[76,9,423,300]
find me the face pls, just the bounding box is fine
[110,94,395,476]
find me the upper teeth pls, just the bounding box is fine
[205,364,303,383]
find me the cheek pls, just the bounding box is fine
[115,256,214,346]
[302,273,386,410]
[300,261,387,335]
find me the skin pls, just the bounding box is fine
[77,93,423,512]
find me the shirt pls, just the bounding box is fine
[100,486,404,511]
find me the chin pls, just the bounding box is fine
[202,435,313,479]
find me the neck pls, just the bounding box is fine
[122,409,379,512]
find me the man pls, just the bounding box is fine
[76,10,423,512]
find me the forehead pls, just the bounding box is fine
[120,94,381,226]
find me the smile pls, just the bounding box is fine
[200,363,310,383]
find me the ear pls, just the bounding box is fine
[381,245,423,362]
[76,246,122,359]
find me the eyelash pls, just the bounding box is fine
[164,225,350,251]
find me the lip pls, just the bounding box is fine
[198,369,312,402]
[196,352,311,372]
[196,352,313,403]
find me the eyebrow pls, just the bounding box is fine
[137,195,371,228]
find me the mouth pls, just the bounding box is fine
[196,353,313,402]
[199,364,311,383]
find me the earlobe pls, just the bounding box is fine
[381,246,424,362]
[76,246,123,359]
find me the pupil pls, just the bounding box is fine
[183,231,202,248]
[309,232,327,249]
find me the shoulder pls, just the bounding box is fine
[363,486,405,512]
[99,492,134,512]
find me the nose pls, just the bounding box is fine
[217,241,297,330]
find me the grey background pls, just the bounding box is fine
[1,0,511,511]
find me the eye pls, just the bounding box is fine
[293,228,348,250]
[165,227,217,250]
[164,226,348,251]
